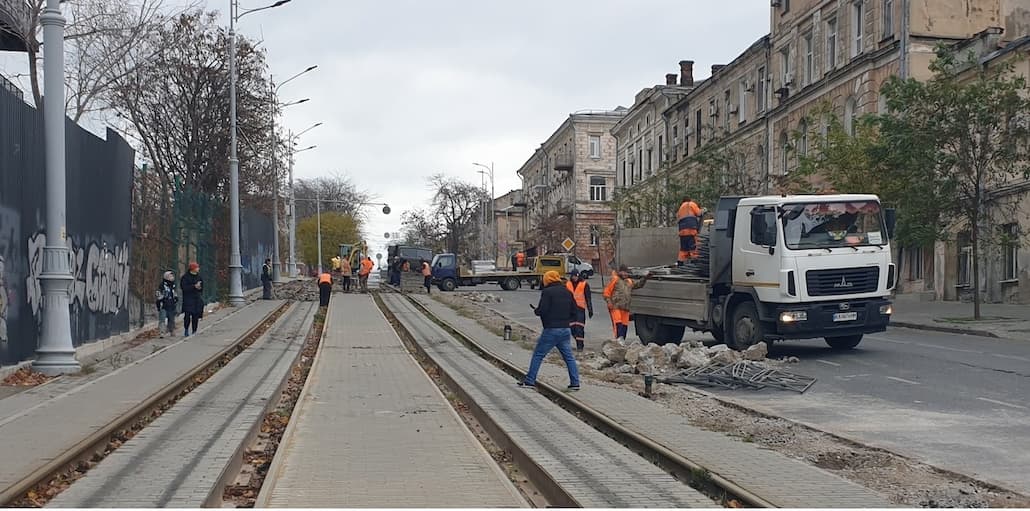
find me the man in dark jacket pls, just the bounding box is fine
[261,258,273,299]
[518,270,580,390]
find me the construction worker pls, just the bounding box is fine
[421,258,432,294]
[515,251,525,269]
[317,271,333,306]
[565,270,593,351]
[603,264,651,341]
[358,256,375,293]
[261,258,273,299]
[677,196,703,265]
[340,252,353,293]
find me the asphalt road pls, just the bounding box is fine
[454,286,1030,495]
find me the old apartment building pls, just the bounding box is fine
[613,0,1030,302]
[491,189,527,267]
[516,110,626,270]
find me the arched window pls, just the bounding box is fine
[844,96,856,136]
[799,119,809,158]
[780,131,790,174]
[877,93,888,114]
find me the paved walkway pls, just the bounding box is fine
[259,294,525,508]
[0,300,283,500]
[415,295,894,508]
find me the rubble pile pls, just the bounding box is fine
[585,339,771,376]
[273,280,320,301]
[455,292,503,304]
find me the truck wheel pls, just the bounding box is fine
[441,278,457,292]
[634,314,660,344]
[501,277,520,291]
[710,326,725,344]
[529,278,539,290]
[581,270,593,278]
[658,324,685,344]
[825,335,863,349]
[728,302,765,350]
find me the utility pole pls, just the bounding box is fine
[33,0,80,375]
[474,162,495,262]
[287,130,297,277]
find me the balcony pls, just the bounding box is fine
[553,154,574,172]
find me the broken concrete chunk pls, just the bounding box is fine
[624,342,646,365]
[602,340,628,363]
[677,348,711,368]
[662,343,682,362]
[586,357,613,370]
[744,341,768,361]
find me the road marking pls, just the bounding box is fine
[912,342,978,353]
[976,397,1028,410]
[885,376,922,385]
[992,353,1030,362]
[816,359,842,367]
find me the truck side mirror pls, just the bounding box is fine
[884,208,897,239]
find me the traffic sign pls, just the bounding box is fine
[561,237,575,252]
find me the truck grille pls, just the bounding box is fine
[806,267,880,296]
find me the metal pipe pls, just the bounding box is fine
[316,188,322,274]
[269,79,281,281]
[288,131,297,276]
[33,0,80,374]
[227,0,244,305]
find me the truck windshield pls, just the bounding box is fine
[781,201,886,250]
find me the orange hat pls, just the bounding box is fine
[188,262,199,272]
[542,270,561,287]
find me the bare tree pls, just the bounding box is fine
[400,208,445,253]
[293,172,372,221]
[427,174,487,254]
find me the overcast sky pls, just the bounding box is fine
[3,0,771,261]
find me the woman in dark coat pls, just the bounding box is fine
[180,262,205,337]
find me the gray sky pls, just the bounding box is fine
[4,0,771,260]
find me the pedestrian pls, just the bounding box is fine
[603,264,651,341]
[510,252,518,271]
[421,258,432,294]
[388,256,401,286]
[155,270,178,338]
[261,258,273,299]
[340,252,353,293]
[518,270,580,390]
[359,256,374,293]
[180,262,204,338]
[318,271,333,306]
[565,269,593,351]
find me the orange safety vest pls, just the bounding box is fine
[422,262,431,276]
[566,280,588,310]
[360,258,374,276]
[516,252,525,266]
[677,201,702,236]
[318,273,332,285]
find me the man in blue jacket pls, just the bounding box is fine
[518,270,580,391]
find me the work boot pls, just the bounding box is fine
[576,340,584,351]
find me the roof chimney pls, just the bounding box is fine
[665,73,678,86]
[712,64,726,75]
[679,60,694,87]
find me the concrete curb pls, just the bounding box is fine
[889,321,1001,339]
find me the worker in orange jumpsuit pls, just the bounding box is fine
[603,265,651,340]
[358,256,375,293]
[565,270,593,351]
[516,251,526,269]
[317,272,333,306]
[677,196,703,265]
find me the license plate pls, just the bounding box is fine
[833,312,858,322]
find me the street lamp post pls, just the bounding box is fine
[473,162,495,262]
[269,65,316,282]
[228,0,291,306]
[33,0,79,374]
[286,124,321,277]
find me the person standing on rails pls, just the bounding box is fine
[603,265,651,341]
[261,258,273,299]
[155,270,178,338]
[420,258,432,294]
[359,256,375,293]
[318,271,333,306]
[676,196,703,265]
[180,262,205,338]
[565,269,593,351]
[519,270,580,390]
[340,252,353,293]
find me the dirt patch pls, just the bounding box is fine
[437,291,1030,508]
[2,367,54,387]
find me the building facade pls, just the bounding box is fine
[492,189,527,268]
[516,110,626,271]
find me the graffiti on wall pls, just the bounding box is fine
[24,232,131,321]
[0,254,8,348]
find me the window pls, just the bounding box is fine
[958,245,972,287]
[658,135,663,163]
[637,149,643,179]
[799,119,809,158]
[628,162,635,185]
[739,78,748,123]
[589,135,601,158]
[907,246,924,280]
[589,176,607,201]
[621,160,627,187]
[782,0,790,12]
[695,110,702,148]
[1003,223,1020,280]
[756,67,766,112]
[780,45,792,84]
[672,126,679,144]
[882,0,894,38]
[852,1,864,57]
[804,32,814,85]
[780,131,790,173]
[723,90,731,130]
[589,225,600,246]
[826,17,838,71]
[646,114,651,125]
[750,208,777,246]
[844,96,856,136]
[647,148,653,173]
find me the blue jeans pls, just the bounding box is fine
[523,328,580,387]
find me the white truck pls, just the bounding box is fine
[630,194,897,350]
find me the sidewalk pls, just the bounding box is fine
[583,275,1030,340]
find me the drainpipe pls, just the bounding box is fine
[899,0,910,79]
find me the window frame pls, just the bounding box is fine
[589,176,607,202]
[852,1,864,58]
[738,78,748,123]
[826,16,838,71]
[756,66,766,112]
[1003,223,1020,280]
[882,0,894,38]
[803,31,814,85]
[588,135,601,159]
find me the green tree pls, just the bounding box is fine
[297,212,362,273]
